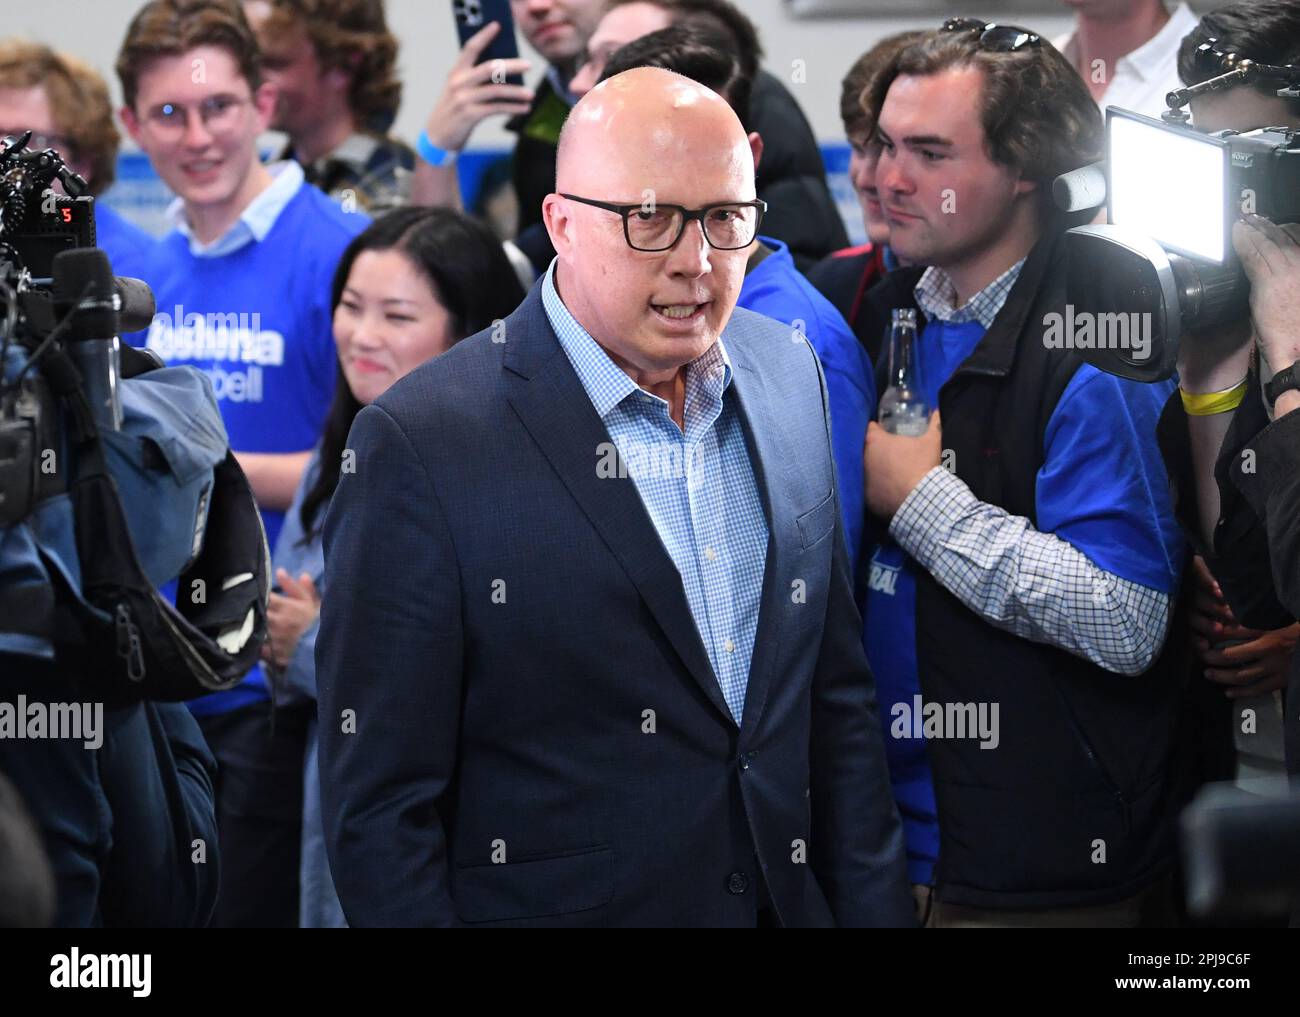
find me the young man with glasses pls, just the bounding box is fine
[117,0,368,928]
[858,23,1186,926]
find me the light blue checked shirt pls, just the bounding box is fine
[166,160,305,259]
[542,261,769,722]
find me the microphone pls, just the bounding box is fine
[115,275,156,334]
[1052,161,1107,214]
[52,248,124,431]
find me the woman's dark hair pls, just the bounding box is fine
[299,206,526,542]
[600,22,752,130]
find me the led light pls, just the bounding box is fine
[1108,109,1230,263]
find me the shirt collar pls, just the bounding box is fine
[1123,3,1199,82]
[547,65,578,108]
[299,133,381,176]
[914,257,1027,330]
[167,159,304,258]
[540,258,733,419]
[1057,3,1198,84]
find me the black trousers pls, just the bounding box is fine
[197,698,311,928]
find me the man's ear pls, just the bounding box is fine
[542,192,573,258]
[1014,177,1037,197]
[252,80,278,131]
[748,131,764,173]
[325,63,352,96]
[120,105,144,147]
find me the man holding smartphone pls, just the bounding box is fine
[411,1,603,217]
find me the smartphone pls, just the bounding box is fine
[452,0,526,88]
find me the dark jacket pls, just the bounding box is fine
[807,243,889,362]
[1158,380,1300,777]
[507,70,849,273]
[864,227,1186,909]
[748,70,848,271]
[507,74,570,233]
[316,283,913,927]
[0,660,220,927]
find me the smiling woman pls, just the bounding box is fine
[278,206,525,926]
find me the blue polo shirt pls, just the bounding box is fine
[95,202,156,280]
[136,163,369,714]
[738,236,875,572]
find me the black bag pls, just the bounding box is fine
[42,342,270,703]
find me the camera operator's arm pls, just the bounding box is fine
[409,22,533,210]
[1226,217,1300,618]
[233,449,313,512]
[96,701,220,927]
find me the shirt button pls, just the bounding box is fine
[705,547,717,561]
[727,871,750,895]
[724,638,735,653]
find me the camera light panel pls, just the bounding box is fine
[1108,109,1229,263]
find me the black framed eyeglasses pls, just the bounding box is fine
[559,193,768,252]
[941,17,1041,53]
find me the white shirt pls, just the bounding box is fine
[1055,2,1200,120]
[166,160,305,259]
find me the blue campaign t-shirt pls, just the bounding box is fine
[738,236,876,572]
[862,316,1182,886]
[136,180,368,713]
[95,202,157,281]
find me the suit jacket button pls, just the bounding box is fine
[727,871,749,895]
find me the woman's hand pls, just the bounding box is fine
[263,568,321,671]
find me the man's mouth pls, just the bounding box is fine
[535,21,569,41]
[181,158,222,177]
[885,205,921,222]
[651,302,708,321]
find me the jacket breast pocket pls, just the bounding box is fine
[796,491,836,549]
[453,844,614,924]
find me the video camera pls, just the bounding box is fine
[0,130,269,703]
[0,130,157,522]
[1058,43,1300,382]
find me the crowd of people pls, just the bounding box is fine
[1,0,1299,928]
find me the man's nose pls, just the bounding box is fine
[181,110,216,150]
[878,151,912,196]
[665,218,711,276]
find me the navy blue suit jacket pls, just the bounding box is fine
[316,283,911,927]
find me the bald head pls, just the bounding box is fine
[541,66,761,389]
[556,66,753,199]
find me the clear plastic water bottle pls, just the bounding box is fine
[879,308,929,436]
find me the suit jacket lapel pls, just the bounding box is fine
[503,290,735,726]
[726,341,807,740]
